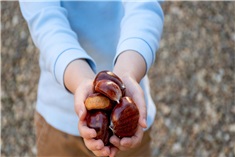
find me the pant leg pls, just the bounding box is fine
[35,111,154,157]
[34,112,95,157]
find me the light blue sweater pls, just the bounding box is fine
[19,0,164,136]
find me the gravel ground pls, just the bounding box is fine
[1,1,235,157]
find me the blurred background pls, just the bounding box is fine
[1,1,234,157]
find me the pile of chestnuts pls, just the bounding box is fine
[85,70,140,146]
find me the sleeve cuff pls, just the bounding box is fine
[54,48,96,89]
[114,37,154,73]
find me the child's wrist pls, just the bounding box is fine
[64,59,95,94]
[113,50,146,83]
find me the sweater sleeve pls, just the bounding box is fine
[19,1,96,89]
[114,0,164,73]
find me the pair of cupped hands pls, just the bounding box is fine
[64,51,147,157]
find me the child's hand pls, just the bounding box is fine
[109,75,147,153]
[110,50,148,155]
[64,59,112,156]
[74,79,111,156]
[110,125,144,152]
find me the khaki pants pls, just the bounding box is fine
[35,112,153,157]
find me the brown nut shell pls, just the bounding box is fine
[86,110,110,146]
[94,70,126,95]
[84,93,113,111]
[94,79,122,102]
[110,96,139,138]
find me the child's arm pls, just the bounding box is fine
[110,1,164,156]
[64,59,111,157]
[19,2,109,156]
[19,1,96,90]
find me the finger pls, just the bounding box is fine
[120,138,132,147]
[110,147,119,157]
[93,146,110,157]
[74,82,93,119]
[110,135,128,151]
[84,138,104,151]
[132,88,147,128]
[78,120,96,138]
[125,78,147,128]
[120,125,143,149]
[109,135,121,148]
[78,105,87,121]
[74,92,87,120]
[122,77,147,128]
[110,126,144,151]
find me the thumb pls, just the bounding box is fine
[78,104,87,120]
[74,100,87,121]
[139,106,147,129]
[125,79,147,129]
[74,89,88,121]
[132,90,147,128]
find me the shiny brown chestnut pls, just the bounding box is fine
[94,70,126,95]
[110,96,140,138]
[103,128,113,146]
[84,93,113,111]
[86,111,111,146]
[94,79,122,103]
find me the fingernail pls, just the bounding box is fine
[143,119,147,128]
[90,132,96,138]
[122,141,131,147]
[79,110,83,118]
[103,149,108,156]
[96,145,102,150]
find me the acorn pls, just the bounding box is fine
[110,96,140,138]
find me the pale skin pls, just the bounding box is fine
[64,50,147,157]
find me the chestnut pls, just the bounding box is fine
[110,96,140,138]
[86,111,111,146]
[84,93,113,111]
[94,79,122,103]
[86,71,139,143]
[94,70,126,95]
